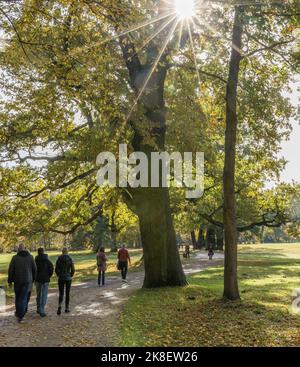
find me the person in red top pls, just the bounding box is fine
[117,244,131,282]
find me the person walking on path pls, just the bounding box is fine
[208,247,214,260]
[7,243,36,323]
[117,244,131,282]
[97,247,108,287]
[55,248,75,315]
[35,247,54,317]
[184,244,191,260]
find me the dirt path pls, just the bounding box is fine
[0,253,223,347]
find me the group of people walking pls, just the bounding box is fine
[7,243,131,323]
[8,244,75,323]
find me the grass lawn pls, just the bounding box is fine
[0,249,143,298]
[119,243,300,347]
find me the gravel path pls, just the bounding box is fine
[0,252,223,347]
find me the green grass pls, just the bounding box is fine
[0,249,143,298]
[119,243,300,347]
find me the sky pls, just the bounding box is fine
[276,77,300,185]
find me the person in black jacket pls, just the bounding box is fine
[55,247,75,315]
[35,247,54,317]
[8,243,36,323]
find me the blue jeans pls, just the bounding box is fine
[14,283,30,320]
[98,271,105,286]
[35,282,49,315]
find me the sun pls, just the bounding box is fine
[174,0,195,20]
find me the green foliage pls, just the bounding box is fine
[0,1,299,247]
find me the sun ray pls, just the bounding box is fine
[139,14,178,53]
[101,10,177,45]
[176,19,184,50]
[125,18,180,122]
[193,15,243,55]
[210,0,269,5]
[187,20,202,92]
[190,16,198,31]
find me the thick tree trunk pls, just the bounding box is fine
[131,187,186,287]
[125,125,186,286]
[223,7,244,301]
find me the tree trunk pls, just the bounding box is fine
[216,228,224,251]
[132,187,186,287]
[191,230,197,250]
[197,226,205,249]
[223,6,244,301]
[110,212,118,252]
[260,226,265,244]
[206,227,216,250]
[125,131,186,286]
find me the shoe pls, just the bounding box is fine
[18,318,24,323]
[37,310,40,315]
[65,309,70,314]
[40,313,46,317]
[57,306,61,315]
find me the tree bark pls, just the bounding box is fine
[216,228,224,251]
[223,6,244,301]
[125,186,186,287]
[206,227,216,250]
[197,226,205,249]
[110,212,118,252]
[191,230,197,250]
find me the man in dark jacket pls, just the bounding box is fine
[35,247,54,317]
[55,247,75,315]
[8,243,36,323]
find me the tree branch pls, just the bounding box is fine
[15,168,97,200]
[243,39,295,59]
[49,206,103,235]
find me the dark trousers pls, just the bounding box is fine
[119,261,128,280]
[98,271,105,286]
[58,280,72,309]
[14,283,30,320]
